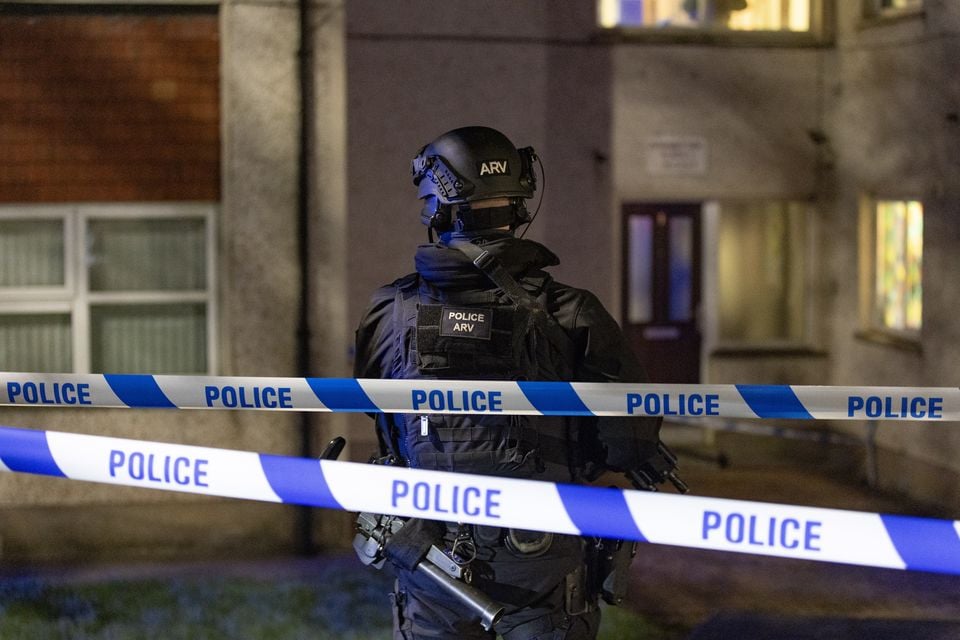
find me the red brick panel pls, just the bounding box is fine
[0,12,220,203]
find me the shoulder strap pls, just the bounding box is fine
[390,274,420,378]
[375,275,421,463]
[445,238,576,362]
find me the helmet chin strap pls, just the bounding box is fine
[453,203,522,233]
[423,197,531,242]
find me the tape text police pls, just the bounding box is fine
[627,392,719,416]
[109,449,209,488]
[702,510,821,551]
[204,385,293,409]
[392,479,501,519]
[6,381,92,406]
[411,389,503,413]
[847,395,943,419]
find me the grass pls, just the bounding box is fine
[0,561,683,639]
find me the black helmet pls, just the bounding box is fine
[412,126,537,232]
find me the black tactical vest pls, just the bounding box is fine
[386,271,583,483]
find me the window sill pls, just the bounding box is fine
[595,26,828,48]
[858,9,925,30]
[854,329,923,354]
[710,346,827,358]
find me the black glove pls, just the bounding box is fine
[626,441,688,493]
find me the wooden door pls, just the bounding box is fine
[622,203,702,383]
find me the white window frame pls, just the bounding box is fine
[0,203,218,374]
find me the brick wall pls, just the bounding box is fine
[0,10,220,203]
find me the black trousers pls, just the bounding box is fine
[389,532,601,640]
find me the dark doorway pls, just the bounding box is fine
[621,203,702,383]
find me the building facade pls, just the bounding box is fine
[0,0,957,560]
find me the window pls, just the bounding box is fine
[712,201,810,345]
[599,0,814,32]
[0,204,217,374]
[860,198,923,339]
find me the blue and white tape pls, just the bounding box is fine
[2,373,959,421]
[1,424,959,575]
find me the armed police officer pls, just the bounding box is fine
[353,126,683,639]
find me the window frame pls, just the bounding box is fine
[857,194,923,350]
[596,0,832,47]
[0,203,218,374]
[0,206,75,302]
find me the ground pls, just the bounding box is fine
[2,424,959,638]
[624,424,960,638]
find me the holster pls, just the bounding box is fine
[587,537,638,606]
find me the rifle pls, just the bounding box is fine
[324,441,503,632]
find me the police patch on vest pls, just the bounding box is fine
[439,306,493,340]
[477,160,510,176]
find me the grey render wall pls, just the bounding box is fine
[821,1,960,503]
[611,42,826,385]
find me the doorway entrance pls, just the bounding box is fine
[621,203,702,383]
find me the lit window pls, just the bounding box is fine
[599,0,812,32]
[0,204,217,374]
[715,201,809,345]
[873,200,923,333]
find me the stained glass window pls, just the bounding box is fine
[875,200,923,333]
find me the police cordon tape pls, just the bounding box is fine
[2,373,960,421]
[1,424,959,576]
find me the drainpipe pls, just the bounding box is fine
[864,419,879,488]
[296,0,316,556]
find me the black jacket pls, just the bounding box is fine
[353,231,661,476]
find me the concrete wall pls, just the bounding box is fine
[612,46,822,202]
[820,0,960,503]
[611,39,827,384]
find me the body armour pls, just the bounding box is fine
[354,232,662,484]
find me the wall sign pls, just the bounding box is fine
[645,136,708,176]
